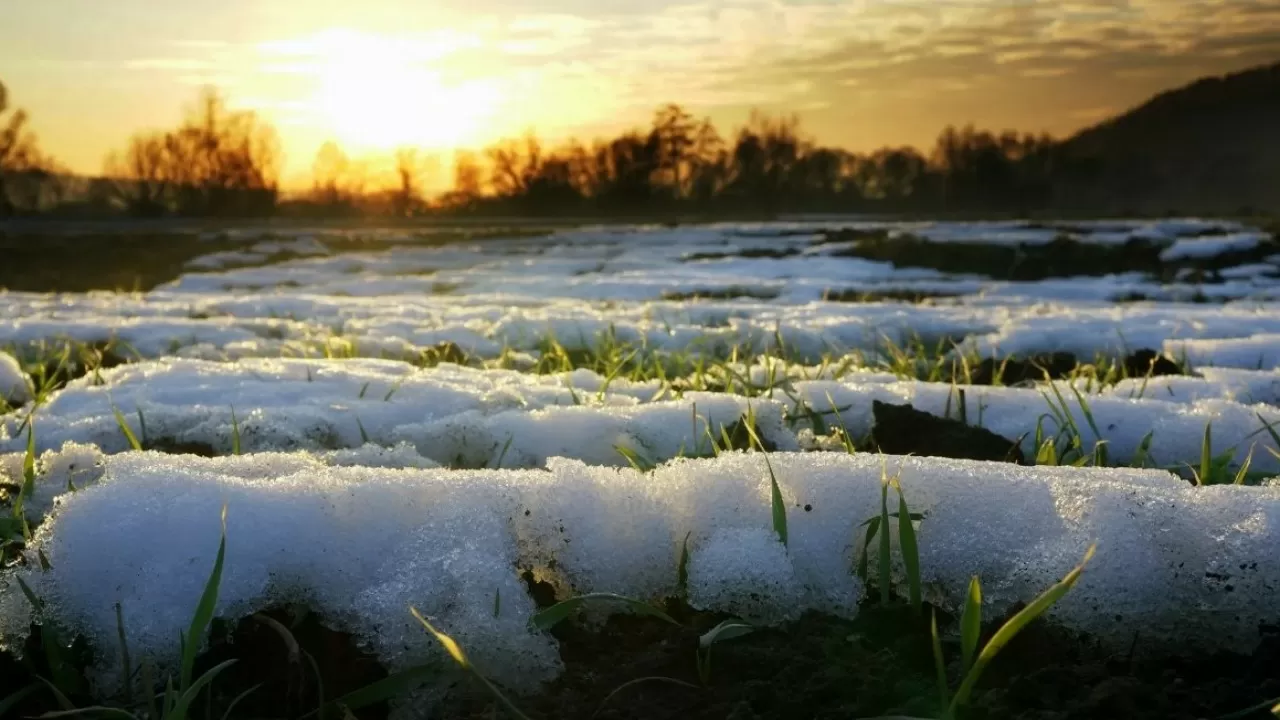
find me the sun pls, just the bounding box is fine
[305,30,501,151]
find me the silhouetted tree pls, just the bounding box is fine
[391,148,434,216]
[103,87,281,216]
[309,141,366,212]
[0,81,64,215]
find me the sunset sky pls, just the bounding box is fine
[3,0,1278,188]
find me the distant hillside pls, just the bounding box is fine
[1055,62,1280,215]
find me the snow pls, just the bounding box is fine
[790,378,1280,472]
[0,351,31,406]
[4,217,1280,705]
[1166,334,1280,371]
[0,358,791,467]
[4,450,1277,693]
[1158,232,1269,261]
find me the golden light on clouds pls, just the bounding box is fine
[252,29,506,152]
[289,29,504,151]
[1,0,1278,181]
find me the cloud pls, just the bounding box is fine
[124,58,216,71]
[102,0,1280,154]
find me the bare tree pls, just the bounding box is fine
[102,86,282,216]
[310,141,366,210]
[0,81,63,215]
[391,148,436,216]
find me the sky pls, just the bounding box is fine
[2,0,1279,189]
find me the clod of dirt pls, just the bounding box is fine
[684,247,800,262]
[1123,349,1183,378]
[660,287,781,302]
[871,400,1026,464]
[820,288,956,304]
[969,352,1079,385]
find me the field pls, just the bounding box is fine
[3,217,1280,720]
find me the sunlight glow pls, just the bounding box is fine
[297,29,502,151]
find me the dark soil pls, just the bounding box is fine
[435,600,1280,720]
[871,400,1027,464]
[966,349,1183,386]
[4,595,1280,720]
[684,248,801,262]
[821,288,958,304]
[820,227,1280,281]
[195,606,393,719]
[0,226,549,293]
[661,287,782,302]
[969,352,1080,386]
[0,232,249,292]
[1123,349,1183,378]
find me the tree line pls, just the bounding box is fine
[0,81,1110,219]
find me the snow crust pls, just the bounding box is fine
[0,351,31,406]
[0,359,791,467]
[3,450,1277,695]
[793,378,1280,472]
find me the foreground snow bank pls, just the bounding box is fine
[3,451,1277,696]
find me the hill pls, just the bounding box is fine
[1055,62,1280,215]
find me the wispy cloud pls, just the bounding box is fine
[94,0,1280,157]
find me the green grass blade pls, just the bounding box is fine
[950,544,1096,711]
[1133,431,1155,468]
[742,413,788,547]
[34,708,139,720]
[229,407,242,456]
[181,505,228,690]
[169,659,236,720]
[16,576,43,610]
[959,576,982,675]
[699,619,755,648]
[24,420,37,488]
[854,516,880,581]
[305,666,437,719]
[1256,413,1280,450]
[0,684,43,717]
[824,392,856,455]
[766,454,787,548]
[677,532,691,599]
[930,609,951,717]
[41,621,84,698]
[494,434,514,470]
[530,593,680,632]
[355,417,370,445]
[877,479,892,605]
[111,405,142,452]
[410,607,533,720]
[219,683,262,720]
[114,603,133,705]
[614,445,654,473]
[1233,445,1256,486]
[591,677,700,719]
[1069,385,1107,466]
[895,483,922,614]
[33,676,76,712]
[1198,423,1213,486]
